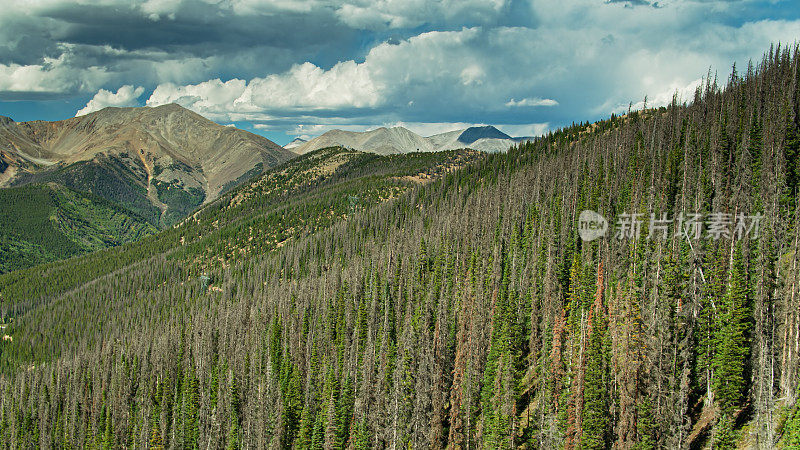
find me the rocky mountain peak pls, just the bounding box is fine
[457,126,512,144]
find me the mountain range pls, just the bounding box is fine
[0,106,533,273]
[0,104,295,226]
[3,45,800,449]
[290,125,532,155]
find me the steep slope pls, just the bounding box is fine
[455,125,512,143]
[0,146,480,317]
[428,125,528,153]
[425,128,463,149]
[0,183,156,273]
[3,46,800,450]
[283,137,307,150]
[0,105,296,225]
[295,124,531,155]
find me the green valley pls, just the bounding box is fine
[0,183,157,273]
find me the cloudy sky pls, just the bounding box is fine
[0,0,798,145]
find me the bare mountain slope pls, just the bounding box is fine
[294,125,531,155]
[427,125,525,153]
[283,137,307,150]
[293,127,435,155]
[0,104,296,225]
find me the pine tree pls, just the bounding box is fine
[270,316,283,378]
[633,398,656,450]
[749,111,763,202]
[579,263,609,450]
[183,364,200,449]
[713,414,737,449]
[150,377,164,450]
[150,423,164,450]
[782,388,800,449]
[566,254,583,334]
[481,242,522,448]
[310,405,326,449]
[713,244,751,414]
[785,104,800,210]
[335,376,355,448]
[354,416,371,449]
[281,360,304,447]
[226,369,241,450]
[296,399,316,448]
[696,245,727,404]
[719,111,735,197]
[102,399,114,449]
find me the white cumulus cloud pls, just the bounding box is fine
[243,61,380,110]
[497,123,550,137]
[0,52,108,95]
[147,79,247,112]
[76,85,145,116]
[506,97,559,107]
[146,61,381,120]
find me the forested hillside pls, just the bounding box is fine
[0,183,157,273]
[2,44,800,449]
[0,147,478,331]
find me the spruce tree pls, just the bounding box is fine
[713,414,738,449]
[354,417,371,449]
[579,287,609,449]
[712,245,751,414]
[183,364,200,449]
[749,111,763,201]
[281,360,304,447]
[785,105,800,210]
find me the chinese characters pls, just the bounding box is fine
[580,210,762,242]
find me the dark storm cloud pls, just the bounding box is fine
[0,13,65,66]
[0,0,373,97]
[41,2,353,55]
[32,1,366,85]
[49,5,228,50]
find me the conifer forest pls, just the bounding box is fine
[5,45,800,449]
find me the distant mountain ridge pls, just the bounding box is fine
[456,125,512,144]
[0,104,296,225]
[283,137,307,150]
[292,125,533,155]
